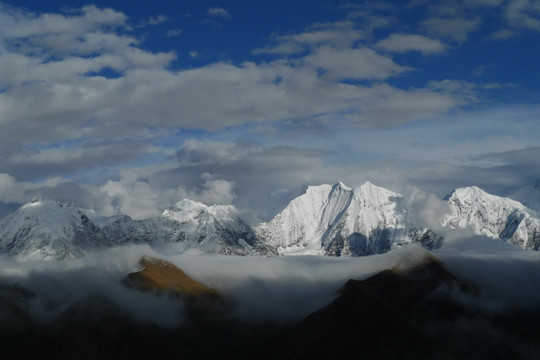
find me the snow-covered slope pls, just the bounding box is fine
[0,199,271,259]
[102,199,272,255]
[443,186,540,250]
[0,199,110,259]
[256,182,440,256]
[3,183,539,260]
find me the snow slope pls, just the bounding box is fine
[0,199,270,259]
[256,182,440,256]
[0,199,110,259]
[443,186,540,250]
[2,183,539,260]
[102,199,271,255]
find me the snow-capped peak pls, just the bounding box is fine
[337,181,352,191]
[256,181,438,256]
[355,181,403,201]
[445,186,525,208]
[162,199,237,223]
[443,186,540,250]
[0,200,109,259]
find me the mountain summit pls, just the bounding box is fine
[443,186,540,250]
[0,199,110,259]
[102,199,268,255]
[256,182,441,256]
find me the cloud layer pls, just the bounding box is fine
[0,1,538,222]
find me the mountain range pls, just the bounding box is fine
[0,182,539,259]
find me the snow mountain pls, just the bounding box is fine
[102,199,272,255]
[2,182,540,260]
[0,199,270,259]
[443,186,540,250]
[256,182,441,256]
[0,199,110,259]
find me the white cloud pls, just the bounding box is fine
[0,4,466,163]
[98,168,237,219]
[488,28,518,39]
[422,17,480,42]
[376,34,446,54]
[1,2,534,224]
[0,5,129,54]
[253,21,365,55]
[147,15,167,25]
[207,7,231,19]
[465,0,504,6]
[303,46,411,80]
[165,28,182,37]
[505,0,540,30]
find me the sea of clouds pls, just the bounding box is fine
[1,235,540,327]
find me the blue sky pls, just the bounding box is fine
[0,0,539,221]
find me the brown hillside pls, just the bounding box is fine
[124,256,220,298]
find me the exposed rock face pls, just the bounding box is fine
[256,182,441,256]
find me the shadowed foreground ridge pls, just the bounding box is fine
[2,254,540,359]
[123,256,230,322]
[275,254,540,360]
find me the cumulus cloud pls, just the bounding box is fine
[206,7,231,19]
[489,28,518,39]
[0,3,536,227]
[422,17,480,42]
[0,4,471,187]
[98,168,237,219]
[165,28,182,37]
[147,15,167,25]
[303,46,411,80]
[505,0,540,31]
[252,21,365,55]
[376,34,446,54]
[403,186,451,230]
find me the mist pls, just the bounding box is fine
[0,244,430,325]
[1,237,540,328]
[435,234,540,310]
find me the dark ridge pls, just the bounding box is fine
[273,254,540,360]
[2,255,540,359]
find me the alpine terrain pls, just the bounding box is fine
[0,199,111,259]
[256,182,441,256]
[0,199,269,259]
[0,182,539,259]
[443,186,540,250]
